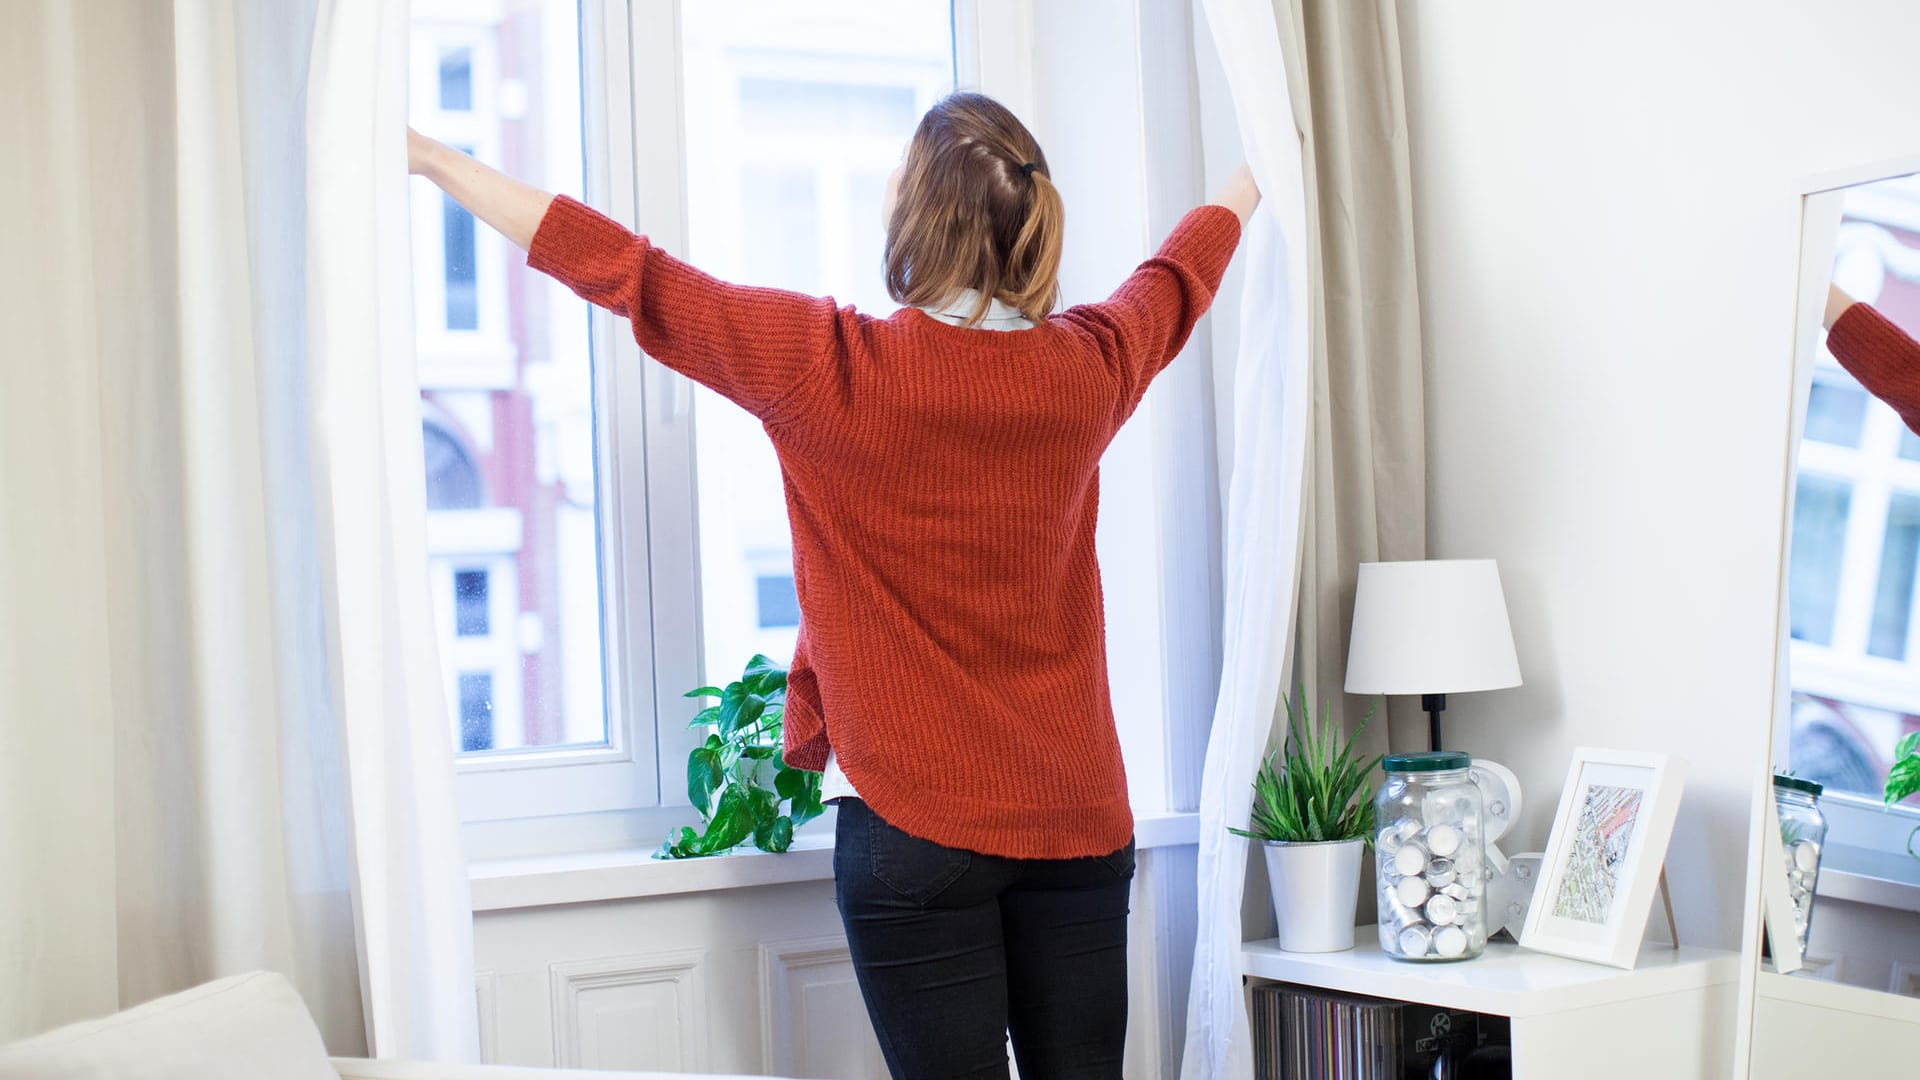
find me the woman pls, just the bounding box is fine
[411,92,1256,1078]
[1825,284,1920,431]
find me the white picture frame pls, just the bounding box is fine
[1519,748,1687,969]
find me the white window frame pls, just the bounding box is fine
[436,0,1217,848]
[434,0,672,824]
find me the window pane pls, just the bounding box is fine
[459,672,495,752]
[1899,426,1920,462]
[756,573,801,629]
[1804,379,1868,447]
[740,165,820,295]
[410,2,608,755]
[1789,475,1852,645]
[442,193,478,331]
[455,569,491,637]
[679,0,954,684]
[1871,494,1920,659]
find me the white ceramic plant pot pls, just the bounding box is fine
[1263,838,1364,953]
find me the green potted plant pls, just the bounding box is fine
[1230,691,1383,952]
[1887,732,1919,861]
[656,655,825,859]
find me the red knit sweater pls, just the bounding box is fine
[528,195,1243,858]
[1829,302,1920,434]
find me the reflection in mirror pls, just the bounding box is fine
[1753,168,1920,1074]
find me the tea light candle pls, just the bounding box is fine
[1392,843,1427,878]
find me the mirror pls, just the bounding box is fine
[1750,163,1920,1074]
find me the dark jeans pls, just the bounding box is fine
[833,797,1135,1080]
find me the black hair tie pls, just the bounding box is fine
[1019,162,1040,177]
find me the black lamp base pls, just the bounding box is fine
[1423,693,1448,751]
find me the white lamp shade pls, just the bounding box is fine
[1344,559,1522,696]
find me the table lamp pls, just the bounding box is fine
[1344,559,1522,750]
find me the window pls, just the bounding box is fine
[406,1,1203,837]
[679,0,956,686]
[408,0,960,826]
[410,0,613,813]
[1787,175,1920,824]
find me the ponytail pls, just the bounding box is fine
[1003,168,1063,324]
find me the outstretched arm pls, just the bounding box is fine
[406,127,841,423]
[1063,167,1248,421]
[408,128,552,251]
[1824,285,1920,436]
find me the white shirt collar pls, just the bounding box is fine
[920,288,1033,330]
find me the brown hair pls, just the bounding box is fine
[884,92,1063,327]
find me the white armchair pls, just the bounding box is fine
[0,972,781,1080]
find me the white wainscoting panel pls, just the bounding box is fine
[474,969,499,1062]
[550,950,708,1071]
[472,854,1198,1074]
[759,935,886,1079]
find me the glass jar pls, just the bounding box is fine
[1376,752,1489,962]
[1773,774,1828,956]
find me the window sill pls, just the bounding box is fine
[1816,841,1920,914]
[469,809,1203,912]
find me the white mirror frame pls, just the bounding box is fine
[1733,151,1920,1079]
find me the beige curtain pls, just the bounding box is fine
[0,0,364,1051]
[1277,0,1428,752]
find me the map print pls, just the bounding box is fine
[1551,783,1644,924]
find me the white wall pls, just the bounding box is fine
[1398,0,1920,947]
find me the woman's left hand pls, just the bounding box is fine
[1826,284,1857,330]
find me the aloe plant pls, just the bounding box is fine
[1230,691,1384,845]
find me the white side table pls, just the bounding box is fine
[1242,936,1740,1078]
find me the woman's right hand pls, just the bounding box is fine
[404,127,554,252]
[407,127,440,177]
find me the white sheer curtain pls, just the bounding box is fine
[307,0,479,1061]
[1182,2,1312,1077]
[1,0,476,1062]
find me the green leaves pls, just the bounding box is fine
[657,655,823,860]
[703,787,755,852]
[788,770,825,829]
[687,734,724,817]
[1887,731,1920,807]
[1227,690,1382,846]
[742,654,788,697]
